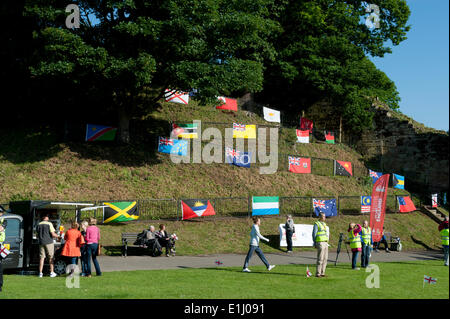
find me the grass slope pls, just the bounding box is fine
[0,100,408,202]
[1,260,448,299]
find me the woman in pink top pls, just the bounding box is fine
[85,218,101,277]
[348,223,362,270]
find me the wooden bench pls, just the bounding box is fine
[121,232,141,257]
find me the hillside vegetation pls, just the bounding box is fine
[0,100,409,203]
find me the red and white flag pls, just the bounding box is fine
[165,89,189,105]
[369,174,390,242]
[0,244,10,259]
[306,266,312,277]
[423,275,437,285]
[216,96,238,111]
[432,194,438,208]
[296,129,309,143]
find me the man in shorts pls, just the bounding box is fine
[36,214,59,277]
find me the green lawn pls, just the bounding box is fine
[1,260,448,299]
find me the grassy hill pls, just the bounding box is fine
[1,99,439,254]
[0,100,408,202]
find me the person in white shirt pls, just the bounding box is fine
[242,217,275,272]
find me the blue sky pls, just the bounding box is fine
[370,0,449,131]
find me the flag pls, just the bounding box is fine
[423,275,437,285]
[369,169,382,184]
[232,123,256,139]
[369,174,390,242]
[392,174,405,189]
[313,199,337,217]
[296,129,309,143]
[252,196,279,216]
[225,147,251,168]
[263,107,281,123]
[306,266,312,277]
[444,193,447,205]
[334,160,352,176]
[171,123,198,139]
[300,117,313,133]
[432,194,438,208]
[165,89,189,104]
[398,196,416,213]
[0,244,10,259]
[181,199,216,220]
[361,196,372,213]
[85,124,117,142]
[158,137,188,156]
[102,201,139,224]
[325,131,335,144]
[216,96,238,111]
[288,156,311,174]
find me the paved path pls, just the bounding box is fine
[98,250,444,272]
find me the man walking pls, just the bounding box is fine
[360,220,372,268]
[242,217,276,272]
[37,214,59,277]
[312,212,329,277]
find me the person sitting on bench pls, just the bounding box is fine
[374,227,390,253]
[146,225,162,256]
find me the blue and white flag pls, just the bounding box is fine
[252,196,279,216]
[157,137,188,156]
[313,199,337,217]
[369,169,382,184]
[225,147,251,168]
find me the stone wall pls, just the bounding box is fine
[355,105,449,193]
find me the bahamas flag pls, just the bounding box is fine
[232,123,256,139]
[392,174,405,189]
[102,201,139,223]
[85,124,117,141]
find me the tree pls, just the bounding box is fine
[24,0,281,142]
[260,0,410,133]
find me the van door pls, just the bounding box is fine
[2,216,24,269]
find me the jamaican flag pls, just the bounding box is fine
[102,201,139,223]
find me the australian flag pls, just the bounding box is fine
[225,147,251,168]
[313,199,337,217]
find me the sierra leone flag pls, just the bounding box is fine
[171,123,198,139]
[252,196,279,216]
[102,201,139,224]
[181,199,216,220]
[85,124,117,141]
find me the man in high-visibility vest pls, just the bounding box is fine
[440,220,449,267]
[360,220,372,268]
[348,223,362,270]
[312,212,329,277]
